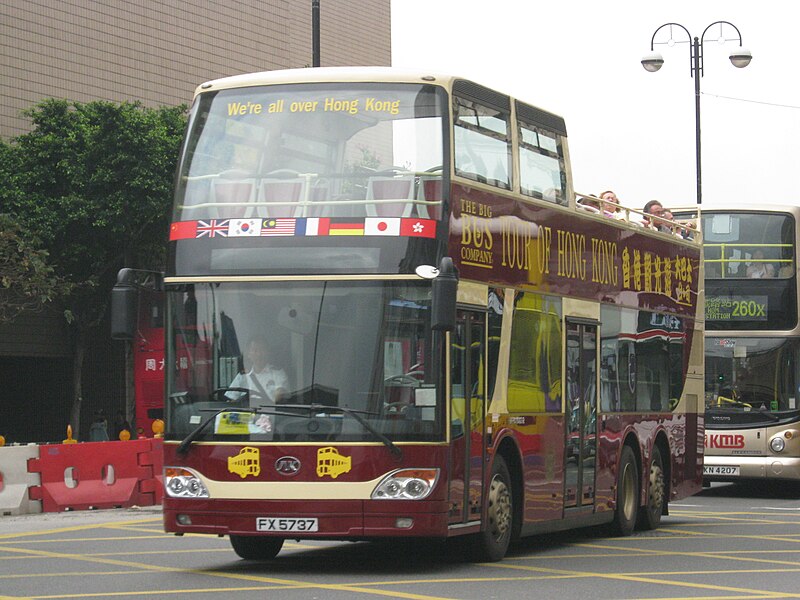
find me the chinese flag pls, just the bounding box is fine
[170,221,197,240]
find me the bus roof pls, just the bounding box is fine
[192,67,564,127]
[194,67,461,97]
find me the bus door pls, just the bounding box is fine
[564,319,598,511]
[449,309,486,526]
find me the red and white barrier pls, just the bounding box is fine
[27,439,162,512]
[0,445,42,515]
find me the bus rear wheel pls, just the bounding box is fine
[468,455,513,562]
[637,445,665,530]
[229,535,284,560]
[611,445,639,536]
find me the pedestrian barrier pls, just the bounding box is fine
[138,438,164,506]
[28,439,161,512]
[0,444,42,515]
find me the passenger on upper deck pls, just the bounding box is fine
[599,190,626,220]
[746,250,775,279]
[578,196,602,213]
[642,200,673,233]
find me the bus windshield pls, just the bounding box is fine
[705,337,800,416]
[174,82,446,223]
[165,280,441,443]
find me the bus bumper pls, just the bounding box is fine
[163,498,451,539]
[703,454,800,481]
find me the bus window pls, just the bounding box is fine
[453,96,511,189]
[518,123,565,205]
[507,292,562,412]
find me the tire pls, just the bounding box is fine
[229,535,284,560]
[611,445,639,536]
[468,455,514,562]
[637,445,666,531]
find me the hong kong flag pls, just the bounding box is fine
[400,218,436,238]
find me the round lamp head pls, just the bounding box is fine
[641,52,665,72]
[729,47,752,68]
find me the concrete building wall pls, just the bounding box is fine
[0,0,391,139]
[0,0,391,442]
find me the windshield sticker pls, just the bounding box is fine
[170,217,436,241]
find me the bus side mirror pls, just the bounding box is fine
[431,257,458,332]
[111,282,137,340]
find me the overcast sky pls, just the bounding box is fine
[391,0,800,210]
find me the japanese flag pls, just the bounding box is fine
[365,217,401,236]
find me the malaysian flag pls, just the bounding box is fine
[261,218,296,236]
[196,219,230,237]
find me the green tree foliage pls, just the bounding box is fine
[0,213,57,322]
[0,99,187,433]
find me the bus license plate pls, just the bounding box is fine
[256,517,318,532]
[703,466,740,476]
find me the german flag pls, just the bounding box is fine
[328,221,365,236]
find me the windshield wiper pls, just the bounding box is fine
[279,403,402,460]
[176,403,403,459]
[752,405,781,422]
[708,395,781,422]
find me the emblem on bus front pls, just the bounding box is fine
[275,456,301,475]
[316,446,352,479]
[228,447,261,478]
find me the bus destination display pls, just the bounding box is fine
[706,295,768,321]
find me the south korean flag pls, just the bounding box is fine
[228,218,262,236]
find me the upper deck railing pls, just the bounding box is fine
[575,193,700,242]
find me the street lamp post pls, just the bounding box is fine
[641,22,752,205]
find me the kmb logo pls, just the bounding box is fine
[705,433,745,449]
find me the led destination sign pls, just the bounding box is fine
[706,295,768,321]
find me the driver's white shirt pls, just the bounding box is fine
[229,365,288,404]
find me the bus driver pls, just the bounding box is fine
[228,335,288,406]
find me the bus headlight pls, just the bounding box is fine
[770,437,786,453]
[372,468,439,500]
[165,467,210,498]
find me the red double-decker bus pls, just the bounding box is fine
[113,67,703,561]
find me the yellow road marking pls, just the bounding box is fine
[486,561,797,598]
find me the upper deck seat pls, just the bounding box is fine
[212,179,256,218]
[257,177,307,218]
[417,176,444,220]
[365,175,416,218]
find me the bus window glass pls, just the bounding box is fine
[174,83,446,222]
[702,212,794,280]
[518,123,566,205]
[165,280,440,442]
[507,292,562,412]
[601,307,685,413]
[705,337,800,413]
[702,211,797,330]
[453,97,510,189]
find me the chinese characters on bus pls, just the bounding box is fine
[459,198,695,307]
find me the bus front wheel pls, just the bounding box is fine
[468,455,513,562]
[611,445,639,536]
[230,535,284,560]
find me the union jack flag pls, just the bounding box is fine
[196,219,229,238]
